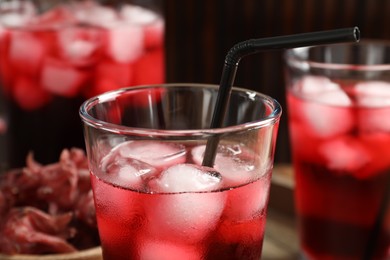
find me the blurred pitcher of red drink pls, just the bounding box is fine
[285,41,390,260]
[0,0,165,170]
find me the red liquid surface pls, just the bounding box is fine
[90,141,271,260]
[287,78,390,260]
[0,3,165,168]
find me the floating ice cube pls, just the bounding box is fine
[139,239,202,260]
[40,58,88,97]
[191,144,261,186]
[102,157,157,191]
[106,25,144,63]
[9,31,45,75]
[145,163,226,242]
[150,164,222,193]
[318,136,371,174]
[0,0,36,27]
[73,1,118,27]
[143,19,164,49]
[57,27,103,66]
[120,4,159,25]
[290,77,354,138]
[355,81,390,132]
[111,141,186,170]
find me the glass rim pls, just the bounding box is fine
[79,83,282,137]
[285,39,390,71]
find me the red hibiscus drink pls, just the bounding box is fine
[0,0,164,169]
[79,84,282,259]
[285,42,390,260]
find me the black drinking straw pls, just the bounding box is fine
[202,27,360,167]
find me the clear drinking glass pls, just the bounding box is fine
[0,0,165,170]
[79,83,282,259]
[285,40,390,260]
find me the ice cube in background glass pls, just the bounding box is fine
[73,0,117,28]
[139,239,202,260]
[105,25,144,63]
[0,0,37,27]
[57,27,103,66]
[191,144,261,186]
[119,4,164,49]
[318,136,371,175]
[113,141,186,169]
[355,81,390,132]
[120,4,158,24]
[40,58,88,97]
[145,163,226,243]
[9,31,45,76]
[291,76,354,138]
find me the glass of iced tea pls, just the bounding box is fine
[0,0,164,169]
[285,41,390,260]
[79,83,282,260]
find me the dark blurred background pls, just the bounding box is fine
[163,0,390,164]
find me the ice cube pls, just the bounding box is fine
[355,81,390,132]
[73,1,118,27]
[102,156,157,191]
[318,136,371,174]
[105,25,144,63]
[111,141,186,170]
[40,58,88,97]
[290,78,354,138]
[139,239,202,260]
[191,144,261,186]
[145,163,226,242]
[9,31,45,75]
[57,27,103,66]
[120,4,159,24]
[0,0,36,27]
[150,164,222,193]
